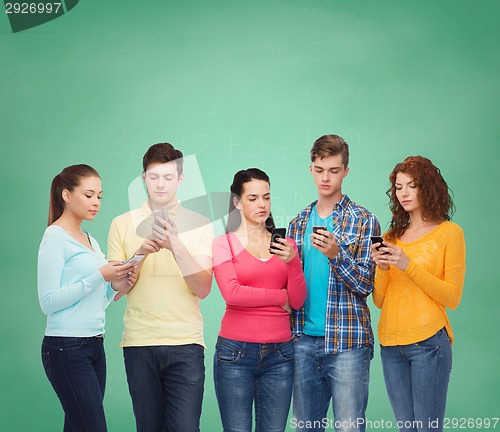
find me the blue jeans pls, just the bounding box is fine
[380,328,452,432]
[123,344,205,432]
[41,335,107,432]
[292,335,372,432]
[213,336,295,432]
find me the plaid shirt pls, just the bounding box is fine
[288,195,380,354]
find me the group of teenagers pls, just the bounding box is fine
[38,134,466,432]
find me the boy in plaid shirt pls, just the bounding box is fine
[288,134,380,432]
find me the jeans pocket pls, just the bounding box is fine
[414,341,439,352]
[216,343,242,363]
[414,329,445,351]
[277,341,294,361]
[43,337,85,351]
[41,350,51,381]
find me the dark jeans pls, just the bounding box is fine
[123,344,205,432]
[41,335,107,432]
[213,336,295,432]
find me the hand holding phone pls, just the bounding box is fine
[270,228,287,254]
[125,254,145,265]
[311,226,328,247]
[313,226,327,236]
[154,210,169,228]
[370,236,389,254]
[100,260,137,283]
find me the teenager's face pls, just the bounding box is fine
[235,179,271,227]
[143,161,183,209]
[395,172,421,214]
[63,176,102,221]
[310,155,349,201]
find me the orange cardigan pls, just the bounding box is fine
[373,221,466,346]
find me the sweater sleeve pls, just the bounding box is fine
[404,225,466,310]
[105,284,118,304]
[90,233,116,306]
[373,267,390,309]
[285,240,307,310]
[213,235,287,307]
[38,232,106,315]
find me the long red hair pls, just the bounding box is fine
[386,156,454,241]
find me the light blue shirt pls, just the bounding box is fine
[303,205,333,336]
[37,225,116,337]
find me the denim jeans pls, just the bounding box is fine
[41,335,107,432]
[380,328,452,432]
[213,336,295,432]
[123,344,205,432]
[292,335,372,432]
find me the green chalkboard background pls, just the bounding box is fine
[1,1,498,430]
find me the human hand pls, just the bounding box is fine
[111,265,137,292]
[269,237,296,263]
[138,237,162,255]
[151,216,179,251]
[370,242,390,271]
[100,261,136,283]
[281,289,292,313]
[373,241,410,271]
[311,229,339,259]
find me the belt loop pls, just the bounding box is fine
[240,342,247,358]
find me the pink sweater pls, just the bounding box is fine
[213,233,307,343]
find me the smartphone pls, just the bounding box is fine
[154,210,169,227]
[313,226,327,236]
[370,236,388,253]
[126,254,145,265]
[270,228,287,253]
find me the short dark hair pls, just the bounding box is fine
[310,134,349,168]
[142,143,183,175]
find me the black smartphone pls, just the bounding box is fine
[270,228,287,253]
[371,236,388,253]
[313,226,327,236]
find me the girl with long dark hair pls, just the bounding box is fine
[212,168,306,432]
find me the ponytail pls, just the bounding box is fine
[47,164,100,226]
[48,174,64,226]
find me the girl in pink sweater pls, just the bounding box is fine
[213,168,306,432]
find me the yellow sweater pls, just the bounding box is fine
[373,221,466,346]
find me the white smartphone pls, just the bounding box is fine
[154,210,169,227]
[125,254,145,265]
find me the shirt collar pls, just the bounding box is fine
[140,200,182,216]
[310,194,351,215]
[336,194,351,211]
